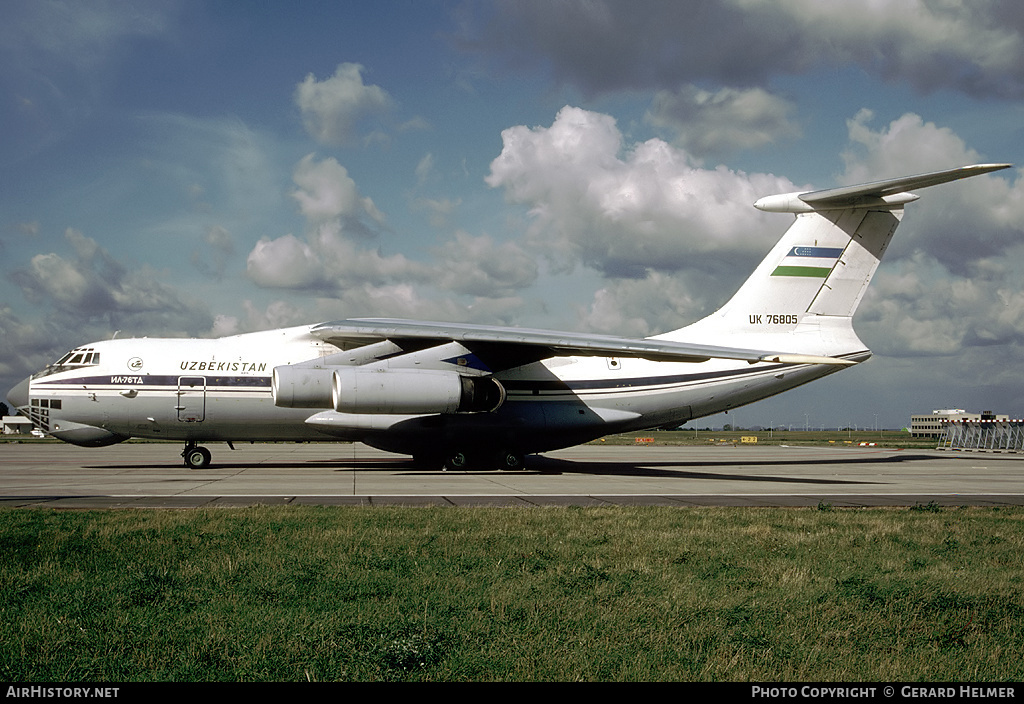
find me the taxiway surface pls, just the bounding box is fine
[1,441,1022,508]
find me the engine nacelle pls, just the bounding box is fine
[272,366,335,408]
[332,368,505,415]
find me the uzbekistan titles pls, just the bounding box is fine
[180,360,268,373]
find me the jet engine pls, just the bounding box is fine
[272,366,335,408]
[332,368,505,415]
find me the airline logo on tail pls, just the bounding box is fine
[771,246,844,278]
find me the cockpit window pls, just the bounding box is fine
[54,348,99,367]
[34,348,101,379]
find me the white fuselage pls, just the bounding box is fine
[18,324,857,456]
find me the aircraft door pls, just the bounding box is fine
[176,376,206,422]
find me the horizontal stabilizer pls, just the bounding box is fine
[755,163,1011,213]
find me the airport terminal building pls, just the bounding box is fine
[2,415,36,436]
[909,410,1003,438]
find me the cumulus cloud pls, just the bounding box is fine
[857,246,1024,395]
[247,224,433,292]
[246,152,424,293]
[463,0,1024,99]
[646,86,801,158]
[829,111,1024,362]
[246,148,541,318]
[486,105,793,284]
[290,153,385,235]
[246,217,537,315]
[576,271,707,338]
[295,63,395,146]
[769,0,1024,98]
[11,228,212,331]
[0,305,58,380]
[839,109,983,185]
[837,110,1024,272]
[291,154,376,223]
[4,228,216,383]
[432,231,538,298]
[246,234,326,289]
[860,253,993,356]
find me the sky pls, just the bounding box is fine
[3,0,1024,431]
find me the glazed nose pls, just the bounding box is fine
[7,376,30,409]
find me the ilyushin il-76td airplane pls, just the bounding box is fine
[6,163,1010,470]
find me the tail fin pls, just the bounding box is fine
[659,164,1011,355]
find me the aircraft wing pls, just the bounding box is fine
[311,318,857,371]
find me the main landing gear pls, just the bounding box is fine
[434,447,525,471]
[182,442,211,469]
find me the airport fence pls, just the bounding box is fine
[938,418,1024,453]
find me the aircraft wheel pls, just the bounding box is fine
[494,449,524,471]
[444,450,471,471]
[184,445,212,469]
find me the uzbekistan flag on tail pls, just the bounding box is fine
[771,246,844,278]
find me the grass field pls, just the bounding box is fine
[2,505,1022,682]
